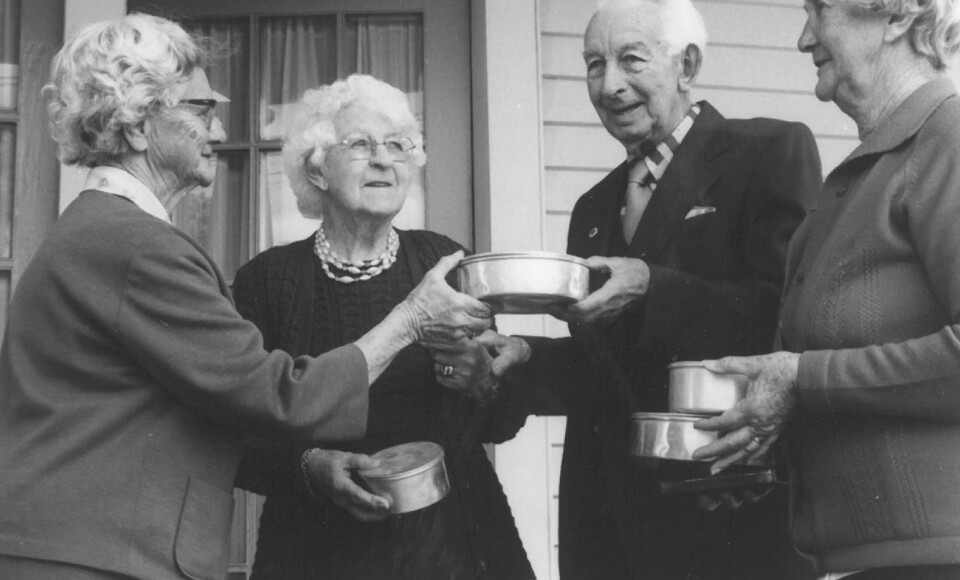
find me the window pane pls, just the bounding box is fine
[259,15,337,141]
[258,150,316,251]
[343,13,424,125]
[184,18,249,141]
[171,152,249,278]
[0,0,19,110]
[0,123,14,258]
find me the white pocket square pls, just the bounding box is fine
[684,206,716,219]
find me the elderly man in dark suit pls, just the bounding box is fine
[502,0,824,578]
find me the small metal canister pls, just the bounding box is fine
[668,361,749,415]
[630,412,719,462]
[357,441,449,514]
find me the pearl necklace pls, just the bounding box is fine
[313,218,399,284]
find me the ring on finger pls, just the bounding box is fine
[745,436,762,452]
[440,364,455,377]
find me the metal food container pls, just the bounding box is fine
[457,251,590,314]
[357,441,449,514]
[630,412,718,463]
[668,362,749,415]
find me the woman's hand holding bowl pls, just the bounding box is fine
[691,352,801,474]
[302,448,391,522]
[398,251,493,344]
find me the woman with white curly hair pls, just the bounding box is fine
[693,0,960,578]
[231,74,534,580]
[0,16,494,580]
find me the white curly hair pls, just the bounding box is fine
[851,0,960,69]
[282,74,426,219]
[45,13,207,167]
[595,0,708,58]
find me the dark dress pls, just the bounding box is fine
[232,230,534,580]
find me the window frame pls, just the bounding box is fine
[0,0,63,336]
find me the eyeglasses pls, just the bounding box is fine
[175,98,218,130]
[335,134,417,162]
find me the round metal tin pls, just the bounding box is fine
[357,441,449,514]
[457,251,590,314]
[630,412,717,462]
[668,362,749,415]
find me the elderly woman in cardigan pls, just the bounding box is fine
[694,1,960,578]
[232,74,534,580]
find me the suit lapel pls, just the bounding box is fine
[570,163,629,259]
[629,102,730,262]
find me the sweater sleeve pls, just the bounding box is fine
[797,105,960,421]
[116,230,370,444]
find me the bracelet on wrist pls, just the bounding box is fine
[299,448,325,502]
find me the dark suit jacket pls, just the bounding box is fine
[511,102,822,580]
[0,191,370,580]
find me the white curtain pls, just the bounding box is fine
[259,16,337,141]
[188,18,248,140]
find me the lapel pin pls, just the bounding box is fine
[588,227,598,238]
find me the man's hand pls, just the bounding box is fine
[552,256,650,324]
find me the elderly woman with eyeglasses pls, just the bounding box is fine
[0,17,494,580]
[692,0,960,578]
[231,74,534,580]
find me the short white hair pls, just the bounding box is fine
[852,0,960,69]
[596,0,708,57]
[282,74,425,219]
[45,13,206,167]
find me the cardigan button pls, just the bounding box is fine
[795,271,805,283]
[835,183,848,197]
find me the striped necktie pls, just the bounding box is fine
[621,158,654,243]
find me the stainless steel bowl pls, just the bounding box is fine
[357,442,449,514]
[630,412,717,462]
[668,362,748,415]
[457,251,590,314]
[630,412,772,480]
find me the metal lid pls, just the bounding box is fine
[631,411,710,422]
[459,251,588,268]
[357,441,445,481]
[668,361,711,370]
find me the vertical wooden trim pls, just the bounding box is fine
[12,0,63,290]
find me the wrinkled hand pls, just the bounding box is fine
[696,486,776,512]
[552,256,649,324]
[398,251,493,344]
[303,449,390,522]
[424,330,531,400]
[691,352,801,474]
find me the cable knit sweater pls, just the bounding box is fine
[780,78,960,572]
[232,230,533,580]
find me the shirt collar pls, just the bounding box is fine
[84,166,171,223]
[628,104,700,186]
[845,77,957,165]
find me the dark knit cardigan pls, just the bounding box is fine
[233,230,534,580]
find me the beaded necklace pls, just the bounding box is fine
[313,217,399,284]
